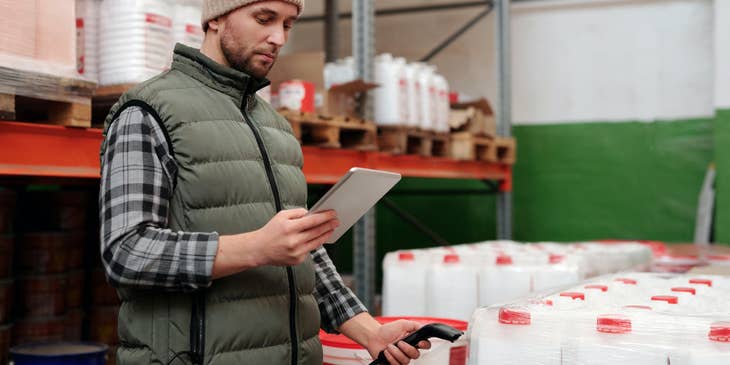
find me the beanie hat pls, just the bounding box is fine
[202,0,304,30]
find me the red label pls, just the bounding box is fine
[76,18,84,28]
[449,345,467,365]
[146,13,172,28]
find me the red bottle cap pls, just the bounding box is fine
[651,295,678,304]
[444,254,460,264]
[597,315,632,334]
[498,307,531,325]
[495,255,513,265]
[560,292,585,300]
[585,284,608,292]
[689,278,712,287]
[671,287,696,295]
[398,252,415,261]
[709,322,730,342]
[614,278,637,285]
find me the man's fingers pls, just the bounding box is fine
[396,341,420,359]
[416,340,431,350]
[299,218,339,243]
[386,344,409,365]
[279,208,308,219]
[290,210,337,232]
[303,228,335,251]
[383,350,398,365]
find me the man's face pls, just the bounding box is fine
[219,1,298,79]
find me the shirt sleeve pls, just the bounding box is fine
[311,246,368,333]
[99,105,219,291]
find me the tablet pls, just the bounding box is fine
[308,167,401,243]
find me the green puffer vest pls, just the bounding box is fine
[101,44,322,365]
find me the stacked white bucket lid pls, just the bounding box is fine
[470,272,730,364]
[99,0,174,86]
[173,0,203,49]
[75,0,101,81]
[382,241,653,321]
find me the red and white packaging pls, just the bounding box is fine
[279,80,315,113]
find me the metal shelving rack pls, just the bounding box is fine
[0,0,513,311]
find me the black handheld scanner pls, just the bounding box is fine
[368,323,464,365]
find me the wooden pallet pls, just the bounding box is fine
[91,84,136,127]
[0,66,95,127]
[449,131,497,162]
[279,109,377,150]
[378,126,451,157]
[495,136,517,165]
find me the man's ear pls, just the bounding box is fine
[208,16,223,32]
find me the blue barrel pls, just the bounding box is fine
[11,342,108,365]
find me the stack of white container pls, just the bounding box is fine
[469,272,730,364]
[382,241,653,321]
[75,0,101,81]
[324,54,450,132]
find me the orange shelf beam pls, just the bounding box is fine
[0,122,512,191]
[0,121,102,179]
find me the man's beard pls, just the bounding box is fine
[220,30,274,79]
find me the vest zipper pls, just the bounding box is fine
[241,95,299,365]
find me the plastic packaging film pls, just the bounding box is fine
[467,272,730,364]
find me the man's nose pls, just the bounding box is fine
[267,27,286,46]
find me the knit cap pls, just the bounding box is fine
[202,0,304,29]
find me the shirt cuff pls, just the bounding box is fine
[319,286,368,333]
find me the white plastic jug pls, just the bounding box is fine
[474,306,562,365]
[374,54,407,126]
[426,254,478,321]
[404,63,420,127]
[382,251,428,317]
[688,321,730,364]
[413,63,434,131]
[478,255,532,307]
[563,313,670,365]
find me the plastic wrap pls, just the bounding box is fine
[382,241,654,319]
[173,0,204,49]
[99,0,173,86]
[76,0,101,81]
[468,272,730,364]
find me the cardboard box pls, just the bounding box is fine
[449,98,496,137]
[269,51,377,119]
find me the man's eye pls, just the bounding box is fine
[284,23,293,30]
[256,17,272,24]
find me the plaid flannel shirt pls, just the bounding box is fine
[99,105,366,332]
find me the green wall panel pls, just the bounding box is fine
[513,119,714,243]
[715,109,730,244]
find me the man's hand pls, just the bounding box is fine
[212,208,338,278]
[365,319,431,365]
[338,313,431,365]
[254,208,339,266]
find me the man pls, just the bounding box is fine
[99,0,430,364]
